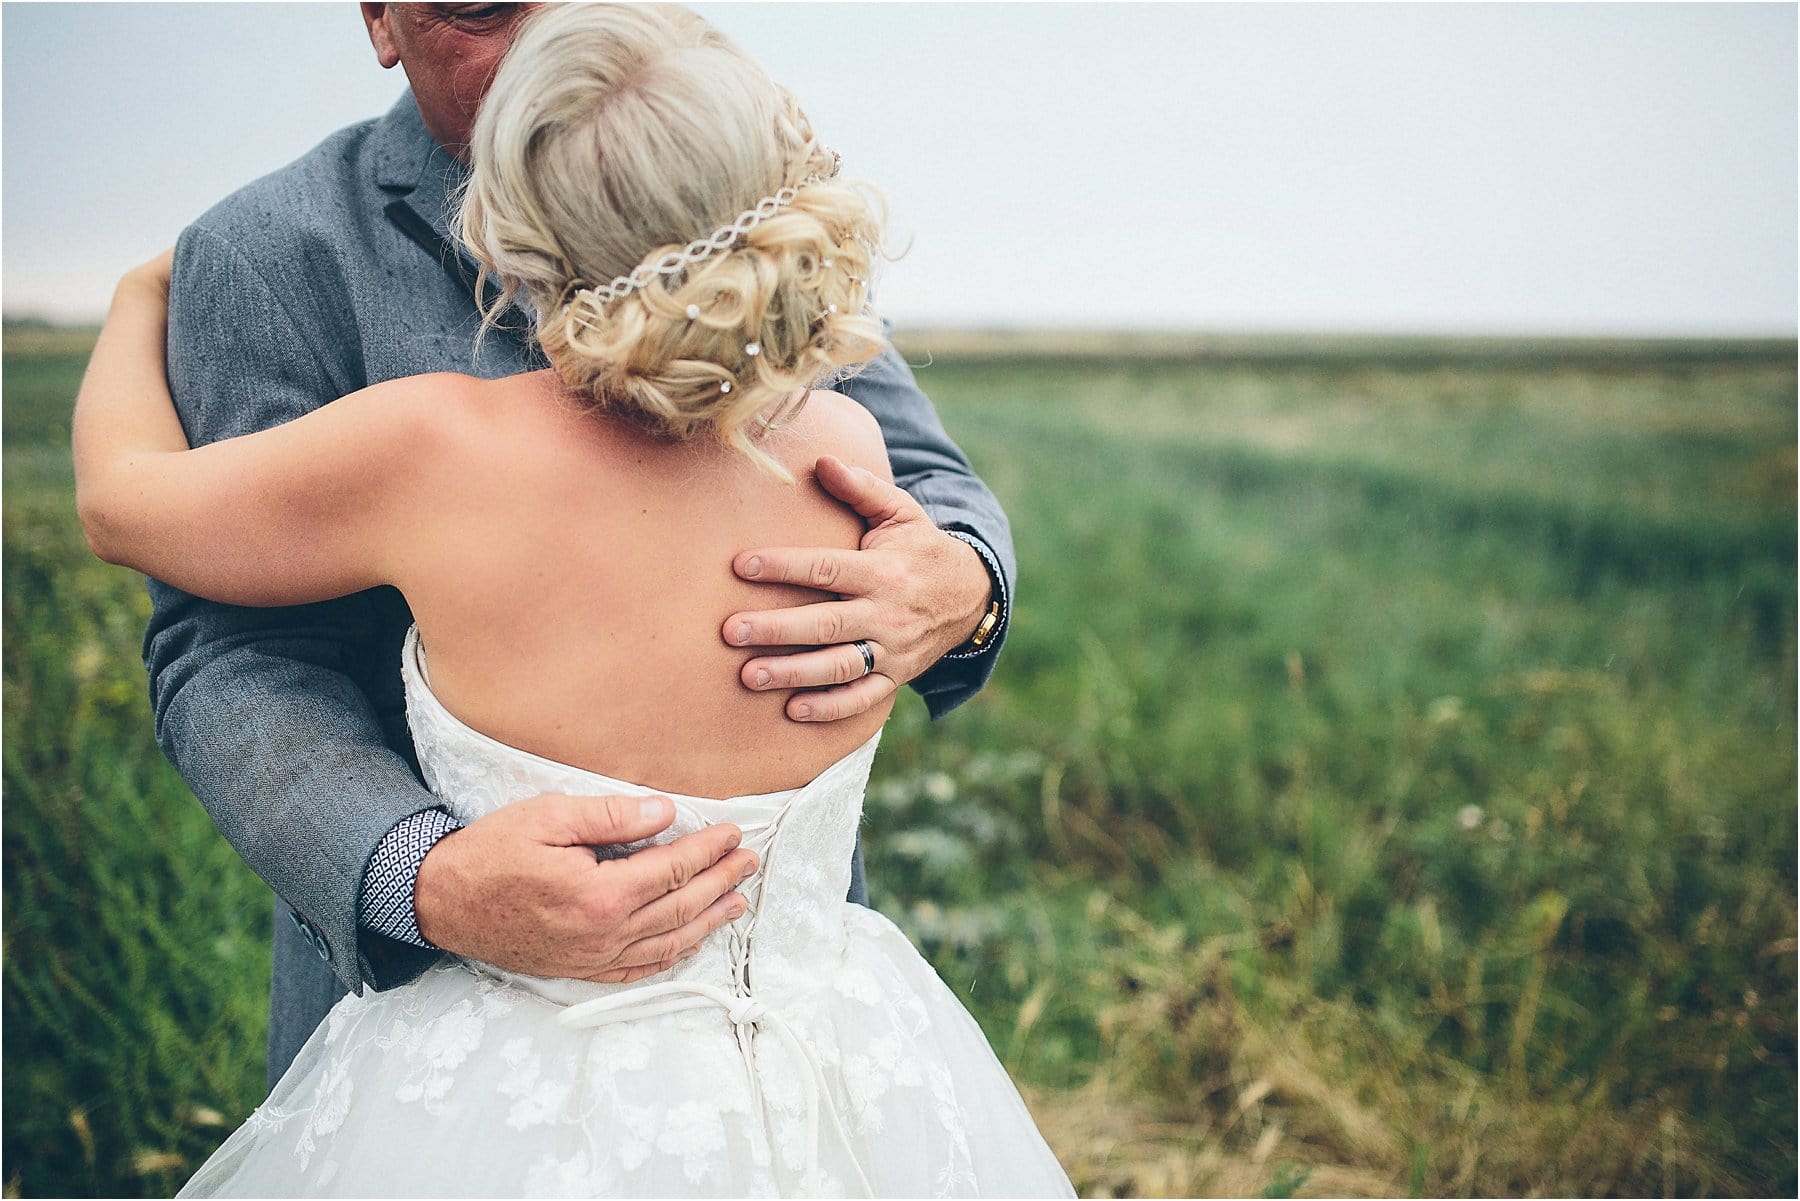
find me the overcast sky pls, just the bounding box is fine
[3,1,1795,334]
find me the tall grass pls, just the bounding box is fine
[4,327,271,1197]
[3,329,1794,1196]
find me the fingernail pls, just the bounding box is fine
[792,703,812,719]
[734,621,752,646]
[742,556,762,579]
[727,897,748,918]
[753,669,772,689]
[639,797,669,821]
[679,947,701,961]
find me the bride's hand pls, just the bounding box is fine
[722,455,995,722]
[120,247,175,304]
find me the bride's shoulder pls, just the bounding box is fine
[334,371,490,420]
[292,373,566,498]
[355,371,495,409]
[315,372,483,451]
[780,389,894,483]
[346,370,554,444]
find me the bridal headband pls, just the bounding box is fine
[567,148,843,325]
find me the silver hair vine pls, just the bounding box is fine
[568,148,843,330]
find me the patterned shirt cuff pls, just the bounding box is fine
[940,529,1010,661]
[358,808,461,949]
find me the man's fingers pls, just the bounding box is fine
[732,545,879,597]
[812,454,916,526]
[621,846,758,942]
[535,791,680,848]
[724,597,876,651]
[605,889,748,974]
[586,955,690,986]
[740,640,885,692]
[787,672,899,723]
[592,823,743,913]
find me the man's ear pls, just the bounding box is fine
[360,4,402,69]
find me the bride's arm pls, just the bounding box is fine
[73,254,438,607]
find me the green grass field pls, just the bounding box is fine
[4,326,1794,1197]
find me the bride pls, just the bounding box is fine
[74,4,1072,1197]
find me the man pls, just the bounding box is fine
[146,2,1015,1089]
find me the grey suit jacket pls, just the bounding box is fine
[147,94,1016,1090]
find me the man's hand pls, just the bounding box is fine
[723,454,993,723]
[414,793,757,984]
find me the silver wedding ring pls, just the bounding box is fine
[851,639,875,679]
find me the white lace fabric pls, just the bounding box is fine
[179,628,1074,1198]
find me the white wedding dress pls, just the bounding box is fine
[181,628,1074,1198]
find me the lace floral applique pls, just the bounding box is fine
[841,1031,925,1133]
[386,984,516,1112]
[595,1020,654,1073]
[656,1099,730,1184]
[497,1037,571,1131]
[926,1058,978,1184]
[935,1160,980,1198]
[522,1148,615,1198]
[238,1103,293,1138]
[832,963,883,1007]
[613,1102,660,1173]
[294,1057,354,1170]
[323,995,365,1045]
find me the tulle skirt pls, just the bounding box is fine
[180,906,1074,1198]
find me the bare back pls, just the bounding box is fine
[392,371,894,799]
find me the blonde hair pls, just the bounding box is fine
[458,3,888,477]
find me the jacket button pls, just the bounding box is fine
[313,932,330,960]
[289,909,307,933]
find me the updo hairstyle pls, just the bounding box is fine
[458,3,888,477]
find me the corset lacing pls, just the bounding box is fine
[557,808,875,1198]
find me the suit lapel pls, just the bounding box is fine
[370,94,513,315]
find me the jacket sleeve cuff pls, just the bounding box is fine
[939,529,1010,663]
[357,808,462,949]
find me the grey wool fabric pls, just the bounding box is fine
[145,93,1016,1090]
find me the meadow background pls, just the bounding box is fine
[3,325,1795,1197]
